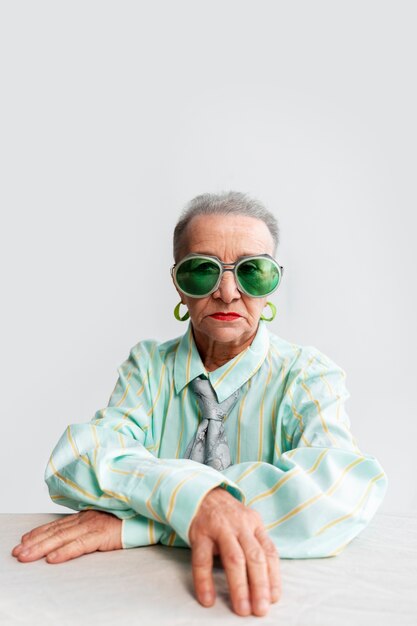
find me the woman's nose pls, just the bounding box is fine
[212,270,241,302]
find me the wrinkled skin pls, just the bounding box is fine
[189,487,281,616]
[13,213,283,616]
[12,489,281,617]
[11,509,122,563]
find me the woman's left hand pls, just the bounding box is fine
[11,510,123,563]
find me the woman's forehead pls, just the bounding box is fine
[184,214,274,255]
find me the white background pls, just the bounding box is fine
[1,1,415,515]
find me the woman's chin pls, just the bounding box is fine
[197,318,255,343]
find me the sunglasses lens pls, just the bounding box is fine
[176,257,220,296]
[237,258,280,296]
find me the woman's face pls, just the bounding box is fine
[173,214,276,346]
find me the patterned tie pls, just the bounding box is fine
[184,376,241,470]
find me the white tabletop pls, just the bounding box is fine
[1,512,416,626]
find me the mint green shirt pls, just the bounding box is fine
[44,320,387,558]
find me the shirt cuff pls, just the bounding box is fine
[121,514,166,549]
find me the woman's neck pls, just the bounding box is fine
[191,326,257,372]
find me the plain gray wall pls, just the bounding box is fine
[1,0,416,516]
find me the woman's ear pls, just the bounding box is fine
[172,280,185,304]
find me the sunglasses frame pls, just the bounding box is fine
[171,253,284,299]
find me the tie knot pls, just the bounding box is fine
[190,376,241,420]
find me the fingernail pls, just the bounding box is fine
[271,587,281,602]
[239,600,251,614]
[19,549,30,556]
[201,593,213,606]
[258,599,269,613]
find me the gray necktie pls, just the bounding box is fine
[184,376,241,471]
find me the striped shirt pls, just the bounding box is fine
[44,320,388,558]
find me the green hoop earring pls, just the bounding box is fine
[174,301,190,321]
[260,301,276,322]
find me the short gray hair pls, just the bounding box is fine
[173,191,279,262]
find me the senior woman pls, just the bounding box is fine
[11,191,387,618]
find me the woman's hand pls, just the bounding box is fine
[189,486,281,617]
[11,510,123,563]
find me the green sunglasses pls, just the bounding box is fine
[171,253,284,298]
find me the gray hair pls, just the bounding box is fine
[173,191,279,262]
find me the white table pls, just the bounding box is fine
[1,512,416,625]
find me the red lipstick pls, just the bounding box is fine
[209,312,242,321]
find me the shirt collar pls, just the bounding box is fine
[174,320,270,403]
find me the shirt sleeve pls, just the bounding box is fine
[221,348,388,558]
[44,341,245,549]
